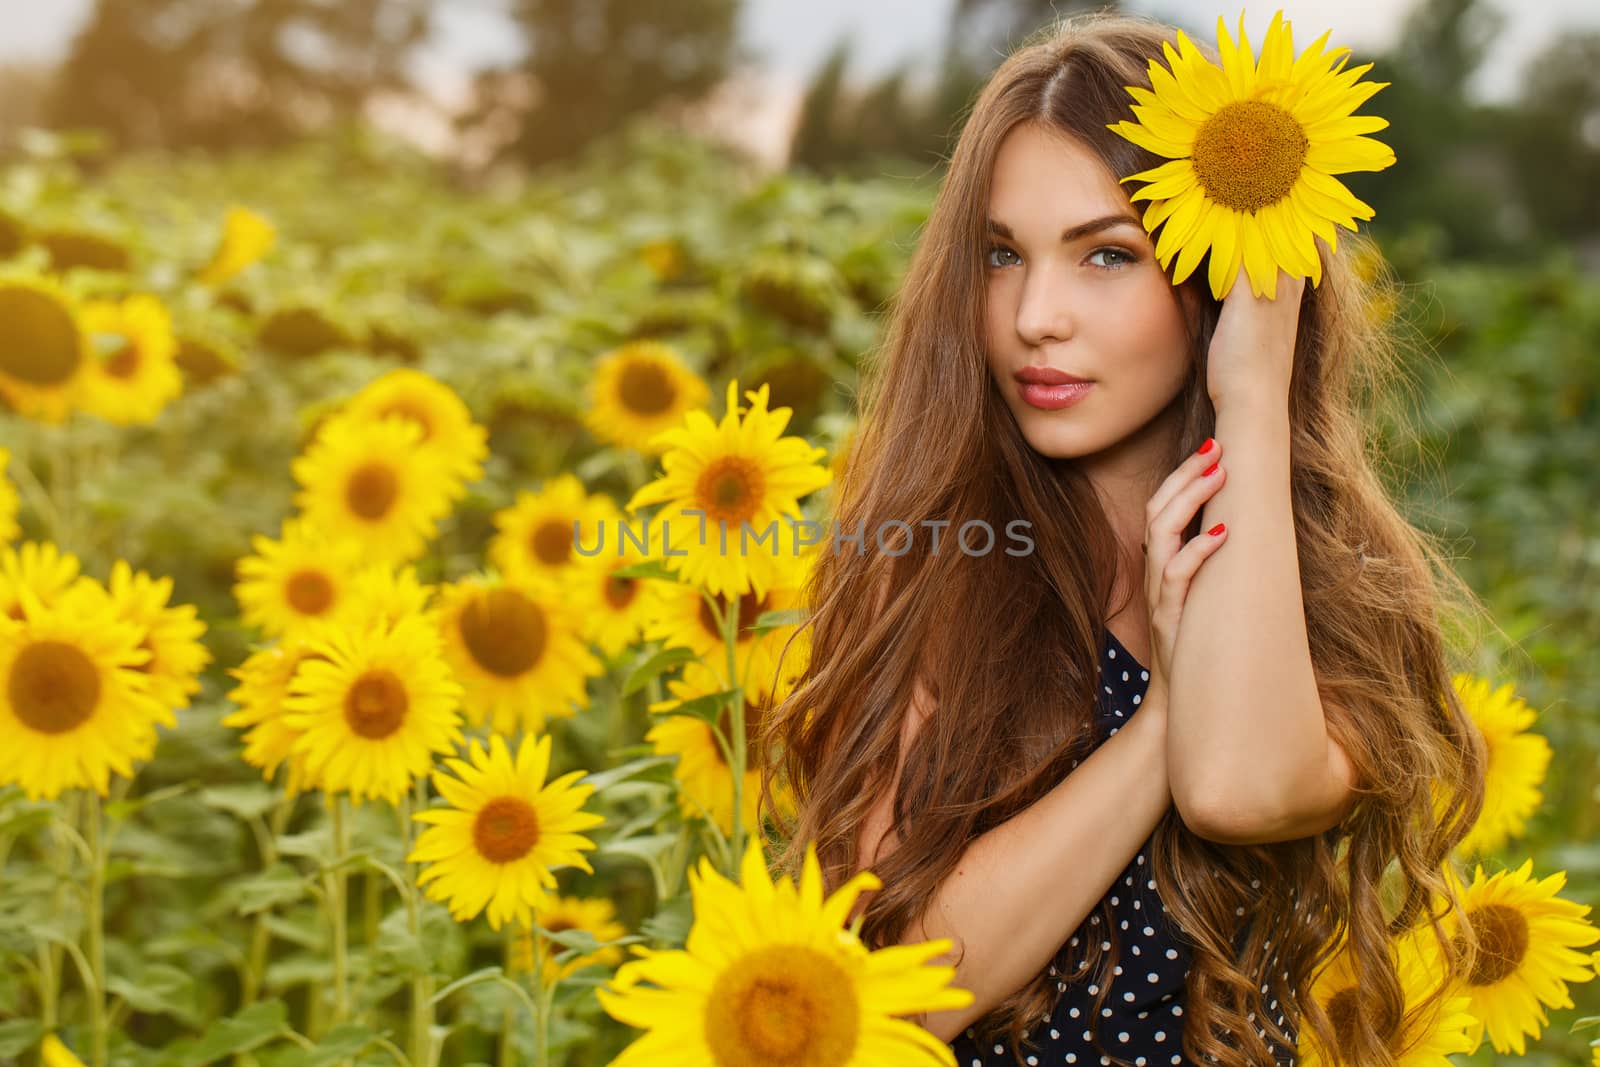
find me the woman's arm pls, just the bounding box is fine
[849,680,1173,1045]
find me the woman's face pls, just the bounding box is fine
[984,122,1200,466]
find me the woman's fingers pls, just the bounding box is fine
[1144,442,1226,566]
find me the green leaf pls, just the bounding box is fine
[297,1023,381,1066]
[0,1019,45,1058]
[601,832,679,866]
[265,953,335,991]
[227,863,311,916]
[578,754,675,794]
[621,645,697,696]
[156,1001,287,1066]
[430,965,504,1006]
[639,893,694,946]
[198,782,281,822]
[105,781,195,821]
[275,826,334,866]
[751,607,807,632]
[107,963,201,1026]
[608,559,679,582]
[654,689,739,726]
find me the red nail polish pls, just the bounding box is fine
[1197,437,1215,455]
[1208,523,1226,536]
[1202,461,1220,477]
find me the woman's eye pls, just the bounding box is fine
[1088,247,1137,269]
[986,244,1020,268]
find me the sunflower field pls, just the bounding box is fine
[0,116,1598,1067]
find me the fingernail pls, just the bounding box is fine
[1208,523,1226,536]
[1196,437,1215,455]
[1202,461,1220,477]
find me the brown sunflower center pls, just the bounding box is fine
[713,700,766,770]
[698,592,768,644]
[346,463,399,520]
[617,359,676,415]
[10,640,101,734]
[0,284,84,387]
[1459,903,1530,985]
[474,796,540,863]
[286,569,336,615]
[343,669,408,739]
[705,944,859,1067]
[694,456,767,529]
[530,519,574,566]
[460,588,547,677]
[1191,99,1308,213]
[603,574,638,609]
[105,342,141,379]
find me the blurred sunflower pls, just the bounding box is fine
[284,615,464,804]
[512,895,629,985]
[1,540,85,621]
[1299,927,1475,1066]
[586,340,710,454]
[1107,11,1396,299]
[1447,674,1552,858]
[488,474,620,585]
[572,534,674,661]
[1446,859,1600,1056]
[626,379,831,599]
[597,838,972,1067]
[341,369,488,494]
[644,545,812,703]
[85,559,211,715]
[223,636,324,795]
[78,293,183,426]
[435,573,602,736]
[0,584,163,800]
[198,206,276,287]
[0,274,92,423]
[646,661,797,836]
[41,1034,86,1067]
[291,413,458,565]
[342,562,437,635]
[0,447,18,543]
[410,733,605,931]
[234,516,368,638]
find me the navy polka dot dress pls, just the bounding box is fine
[947,628,1298,1067]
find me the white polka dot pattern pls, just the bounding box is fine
[947,629,1298,1066]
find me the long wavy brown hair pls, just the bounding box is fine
[757,10,1488,1067]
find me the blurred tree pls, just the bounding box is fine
[789,0,1117,175]
[1500,31,1600,248]
[0,62,53,154]
[457,0,741,168]
[47,0,436,152]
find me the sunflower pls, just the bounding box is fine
[234,516,368,639]
[626,379,831,599]
[0,447,19,543]
[1107,11,1396,300]
[435,573,602,736]
[291,412,458,565]
[0,584,164,800]
[511,895,629,984]
[1445,858,1600,1056]
[342,562,437,635]
[1300,928,1475,1066]
[586,340,710,454]
[1448,673,1552,858]
[82,559,211,715]
[340,369,488,494]
[572,531,674,661]
[409,733,606,931]
[597,837,973,1067]
[78,293,183,426]
[644,544,813,703]
[223,636,324,794]
[0,274,92,423]
[488,474,621,585]
[41,1034,86,1067]
[1,541,85,620]
[284,614,464,804]
[646,661,798,836]
[198,206,276,287]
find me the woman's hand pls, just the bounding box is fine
[1205,264,1306,411]
[1142,438,1229,702]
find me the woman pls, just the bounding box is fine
[763,11,1487,1067]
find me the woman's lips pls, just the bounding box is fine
[1018,381,1093,410]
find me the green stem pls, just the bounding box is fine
[85,792,108,1067]
[326,798,350,1029]
[530,929,548,1067]
[498,934,519,1067]
[722,592,748,872]
[398,794,434,1067]
[241,795,293,1012]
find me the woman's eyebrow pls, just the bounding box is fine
[985,213,1143,243]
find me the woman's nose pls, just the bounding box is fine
[1013,262,1078,345]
